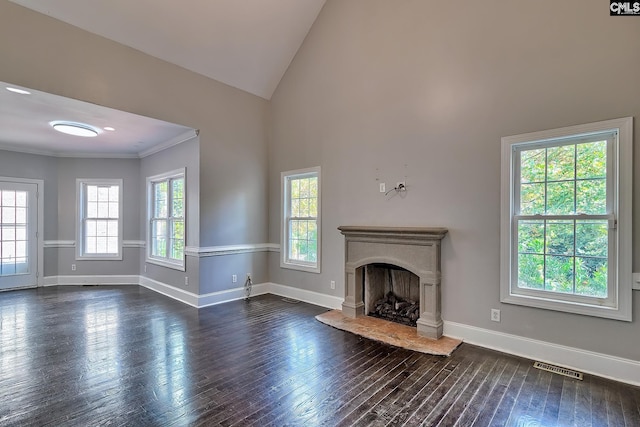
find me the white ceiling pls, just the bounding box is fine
[3,0,325,157]
[8,0,326,100]
[0,82,196,158]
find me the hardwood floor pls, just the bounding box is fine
[0,286,638,426]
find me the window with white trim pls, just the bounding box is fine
[500,118,632,321]
[76,179,123,260]
[146,169,185,270]
[281,167,321,273]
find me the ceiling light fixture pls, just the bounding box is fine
[104,126,115,131]
[6,87,31,95]
[50,121,99,137]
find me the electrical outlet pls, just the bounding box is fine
[379,183,386,193]
[491,309,501,322]
[232,274,237,283]
[330,280,336,290]
[185,277,189,286]
[71,264,76,271]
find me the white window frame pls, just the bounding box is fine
[146,168,186,271]
[500,117,633,321]
[281,167,321,273]
[76,179,123,260]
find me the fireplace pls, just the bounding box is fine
[339,226,448,339]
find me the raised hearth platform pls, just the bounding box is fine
[316,310,461,356]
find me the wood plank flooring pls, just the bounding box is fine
[0,286,638,426]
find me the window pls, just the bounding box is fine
[500,118,632,320]
[281,167,321,273]
[147,169,185,270]
[76,179,123,260]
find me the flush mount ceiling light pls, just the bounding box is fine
[6,87,31,95]
[50,121,99,137]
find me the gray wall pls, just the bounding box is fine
[269,0,640,360]
[0,1,271,293]
[140,136,200,292]
[56,157,141,276]
[0,150,58,276]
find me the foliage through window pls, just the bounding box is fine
[77,179,122,260]
[147,170,185,270]
[501,118,632,321]
[282,167,321,273]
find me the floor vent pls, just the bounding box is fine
[533,361,583,380]
[282,297,300,304]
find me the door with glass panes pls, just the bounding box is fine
[0,180,38,290]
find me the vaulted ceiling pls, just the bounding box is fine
[9,0,326,100]
[2,0,326,157]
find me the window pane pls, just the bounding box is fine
[545,220,574,256]
[520,149,546,183]
[577,141,606,179]
[291,179,299,198]
[2,191,15,206]
[96,237,107,253]
[2,226,16,241]
[85,220,97,237]
[520,183,544,215]
[154,182,168,218]
[87,201,98,218]
[545,255,574,293]
[96,220,107,237]
[15,191,27,207]
[546,181,574,215]
[16,226,25,241]
[171,178,184,217]
[87,185,97,201]
[517,253,544,289]
[576,179,606,215]
[107,237,118,254]
[299,178,309,198]
[108,202,119,219]
[576,220,608,257]
[97,202,109,218]
[2,207,15,223]
[309,177,318,197]
[546,145,575,181]
[86,237,96,253]
[518,221,544,254]
[108,185,119,202]
[575,257,607,297]
[299,199,309,217]
[97,186,109,202]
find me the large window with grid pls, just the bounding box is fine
[281,167,321,273]
[147,169,185,270]
[76,179,123,260]
[500,118,632,321]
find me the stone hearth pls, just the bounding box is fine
[338,226,448,339]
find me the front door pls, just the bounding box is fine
[0,180,38,290]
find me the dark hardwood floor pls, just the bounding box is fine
[0,286,638,426]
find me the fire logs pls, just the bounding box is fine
[370,291,419,327]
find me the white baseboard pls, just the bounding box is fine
[444,321,640,387]
[40,275,637,387]
[44,275,138,286]
[267,282,343,310]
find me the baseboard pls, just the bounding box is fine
[138,276,200,307]
[267,282,343,310]
[444,321,640,387]
[40,276,636,387]
[44,275,138,286]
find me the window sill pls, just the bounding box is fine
[280,260,320,274]
[501,292,631,322]
[76,254,123,261]
[146,257,185,272]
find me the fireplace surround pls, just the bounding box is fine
[338,226,448,339]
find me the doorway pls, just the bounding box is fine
[0,178,41,291]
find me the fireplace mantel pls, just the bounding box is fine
[339,225,448,339]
